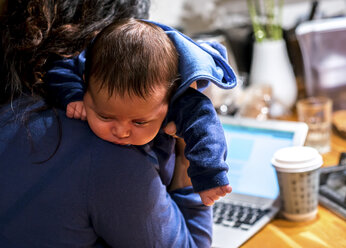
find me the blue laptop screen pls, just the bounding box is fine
[223,124,295,199]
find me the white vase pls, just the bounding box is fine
[249,39,297,117]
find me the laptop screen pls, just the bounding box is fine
[223,123,295,200]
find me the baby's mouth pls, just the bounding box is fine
[113,141,131,146]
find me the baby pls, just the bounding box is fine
[45,18,236,206]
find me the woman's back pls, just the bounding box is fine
[0,98,213,247]
[0,98,152,246]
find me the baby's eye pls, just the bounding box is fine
[98,114,110,120]
[133,121,148,126]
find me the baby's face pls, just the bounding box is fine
[83,84,169,146]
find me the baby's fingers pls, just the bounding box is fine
[213,185,232,198]
[81,106,87,121]
[66,104,76,119]
[200,194,215,206]
[220,185,232,195]
[73,103,83,119]
[200,190,220,206]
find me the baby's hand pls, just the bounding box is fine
[66,101,87,120]
[199,185,232,206]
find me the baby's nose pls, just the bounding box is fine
[112,125,130,139]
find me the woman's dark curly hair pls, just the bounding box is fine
[0,0,150,104]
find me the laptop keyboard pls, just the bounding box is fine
[213,202,271,231]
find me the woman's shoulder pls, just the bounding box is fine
[0,97,150,170]
[57,108,149,170]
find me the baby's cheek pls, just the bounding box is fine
[88,120,107,138]
[134,128,156,145]
[148,125,162,140]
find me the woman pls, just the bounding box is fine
[0,1,212,247]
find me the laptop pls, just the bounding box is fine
[212,116,308,248]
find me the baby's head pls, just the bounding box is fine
[83,18,179,146]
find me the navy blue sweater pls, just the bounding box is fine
[0,97,212,247]
[45,20,238,192]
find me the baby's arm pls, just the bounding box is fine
[166,87,231,205]
[164,121,232,206]
[44,51,87,114]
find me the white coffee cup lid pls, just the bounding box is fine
[271,146,323,173]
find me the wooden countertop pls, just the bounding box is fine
[241,123,346,248]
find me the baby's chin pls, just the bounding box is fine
[99,134,158,146]
[112,141,131,146]
[111,139,152,146]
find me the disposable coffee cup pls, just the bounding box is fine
[271,146,323,221]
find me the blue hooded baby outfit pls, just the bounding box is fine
[45,20,237,193]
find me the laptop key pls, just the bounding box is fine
[240,224,252,230]
[213,202,271,227]
[222,220,235,227]
[233,222,242,228]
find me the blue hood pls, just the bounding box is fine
[146,20,237,101]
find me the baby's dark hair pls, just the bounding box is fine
[85,18,179,101]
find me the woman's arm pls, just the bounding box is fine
[169,137,213,247]
[88,142,212,248]
[168,138,192,191]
